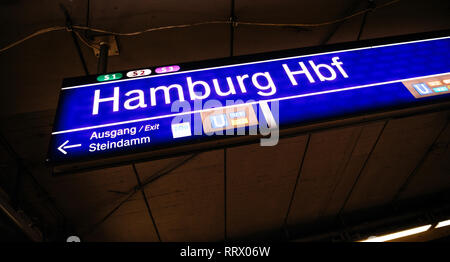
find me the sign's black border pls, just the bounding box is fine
[47,29,450,169]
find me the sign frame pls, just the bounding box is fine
[47,29,450,172]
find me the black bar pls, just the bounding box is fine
[97,43,109,74]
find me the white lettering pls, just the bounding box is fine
[282,62,315,85]
[331,57,349,78]
[150,84,185,106]
[187,77,211,100]
[236,74,249,93]
[124,90,147,110]
[252,72,277,96]
[212,77,236,96]
[92,86,120,115]
[309,60,336,81]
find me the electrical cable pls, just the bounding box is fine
[0,0,401,54]
[73,20,229,37]
[74,31,99,50]
[236,0,392,28]
[0,26,65,53]
[357,0,377,40]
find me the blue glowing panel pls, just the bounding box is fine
[47,33,450,165]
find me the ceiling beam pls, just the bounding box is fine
[321,0,363,44]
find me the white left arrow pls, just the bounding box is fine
[58,140,82,155]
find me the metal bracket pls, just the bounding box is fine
[91,35,119,57]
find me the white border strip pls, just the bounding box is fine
[358,224,432,242]
[435,219,450,228]
[61,36,450,90]
[52,71,450,135]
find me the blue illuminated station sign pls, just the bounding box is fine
[47,31,450,166]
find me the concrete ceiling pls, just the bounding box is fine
[0,0,449,242]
